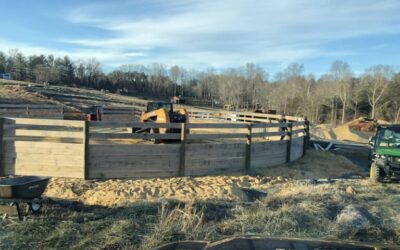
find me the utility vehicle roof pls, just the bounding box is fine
[377,124,400,129]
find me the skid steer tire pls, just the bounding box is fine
[150,128,161,144]
[370,162,381,183]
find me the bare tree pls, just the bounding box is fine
[329,60,353,124]
[361,65,394,119]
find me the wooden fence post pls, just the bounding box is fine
[83,120,89,179]
[179,123,187,176]
[61,105,64,119]
[26,105,29,117]
[0,118,4,176]
[303,118,310,157]
[245,123,252,171]
[286,123,293,163]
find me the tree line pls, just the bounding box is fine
[0,49,399,124]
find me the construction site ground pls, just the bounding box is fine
[0,80,399,249]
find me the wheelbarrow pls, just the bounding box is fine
[0,176,50,220]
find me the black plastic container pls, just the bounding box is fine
[0,176,50,199]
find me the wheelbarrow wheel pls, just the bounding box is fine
[28,198,43,214]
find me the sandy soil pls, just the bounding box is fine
[254,149,364,179]
[312,121,373,143]
[43,150,364,207]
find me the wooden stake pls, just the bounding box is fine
[83,120,89,179]
[179,123,187,176]
[245,123,252,170]
[286,123,293,163]
[0,118,4,176]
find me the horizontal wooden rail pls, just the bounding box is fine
[252,131,287,138]
[90,132,180,140]
[4,118,83,127]
[3,124,83,131]
[252,123,287,128]
[186,133,247,140]
[90,121,182,129]
[102,110,135,114]
[3,135,83,143]
[187,123,248,129]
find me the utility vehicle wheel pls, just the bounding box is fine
[28,198,43,214]
[370,162,381,183]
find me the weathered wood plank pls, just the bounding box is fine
[88,170,177,179]
[4,129,83,138]
[90,122,182,129]
[186,133,247,140]
[90,132,180,140]
[5,167,83,178]
[3,136,83,143]
[4,124,83,131]
[4,141,83,155]
[187,123,247,129]
[4,156,83,167]
[251,123,285,128]
[89,144,180,156]
[83,121,89,180]
[251,131,287,138]
[4,118,84,127]
[0,118,4,176]
[185,156,245,169]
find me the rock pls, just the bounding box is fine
[346,186,357,195]
[336,205,370,236]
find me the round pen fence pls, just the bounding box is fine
[0,111,309,179]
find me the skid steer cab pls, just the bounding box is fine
[369,124,400,183]
[132,102,188,140]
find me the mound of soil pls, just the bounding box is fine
[312,118,379,143]
[43,150,364,206]
[347,117,377,132]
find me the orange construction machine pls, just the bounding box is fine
[133,102,188,135]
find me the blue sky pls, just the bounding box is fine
[1,0,400,76]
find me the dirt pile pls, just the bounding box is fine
[44,175,283,206]
[312,118,377,143]
[347,117,377,132]
[44,150,364,206]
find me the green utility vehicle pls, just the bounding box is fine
[369,124,400,182]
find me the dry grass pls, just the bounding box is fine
[1,179,400,249]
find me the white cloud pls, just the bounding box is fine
[61,0,400,69]
[4,0,400,71]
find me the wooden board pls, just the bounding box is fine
[4,129,83,138]
[290,136,304,162]
[89,144,180,156]
[250,141,287,168]
[2,117,85,178]
[4,118,84,127]
[3,142,84,178]
[87,144,180,178]
[185,142,246,175]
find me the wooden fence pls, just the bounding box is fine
[0,118,85,178]
[0,115,309,179]
[0,104,64,119]
[101,105,144,122]
[188,110,304,123]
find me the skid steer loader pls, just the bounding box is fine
[132,102,188,139]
